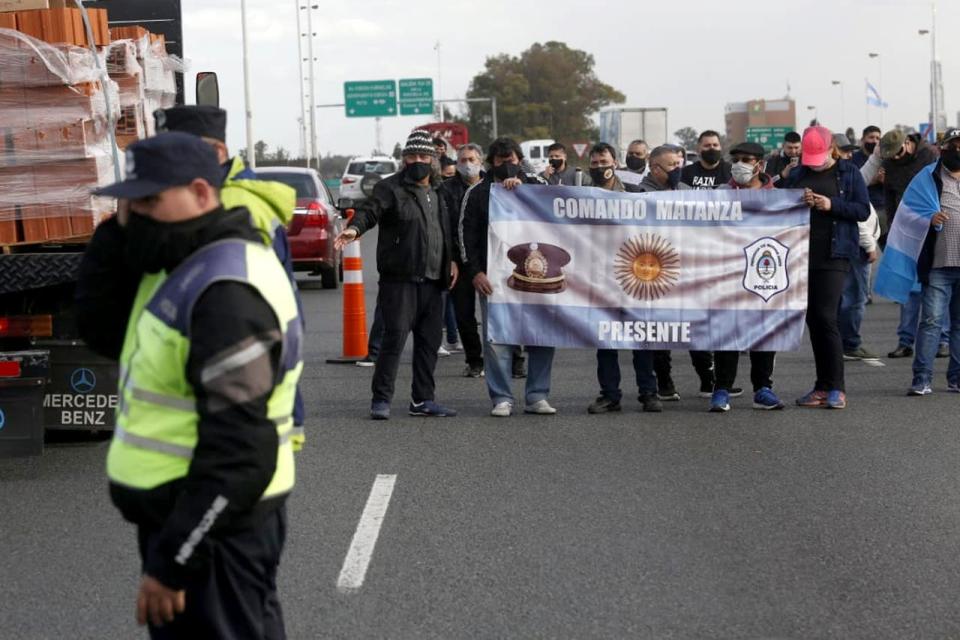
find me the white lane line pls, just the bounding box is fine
[336,474,397,593]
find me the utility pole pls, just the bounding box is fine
[240,0,255,168]
[434,41,442,121]
[304,3,319,169]
[295,0,307,162]
[832,80,844,132]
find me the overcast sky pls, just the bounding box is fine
[181,0,956,158]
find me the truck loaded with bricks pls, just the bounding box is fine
[0,0,194,455]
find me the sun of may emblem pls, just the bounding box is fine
[614,234,680,301]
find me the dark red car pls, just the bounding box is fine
[257,166,340,289]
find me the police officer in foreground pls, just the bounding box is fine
[155,105,307,447]
[76,132,301,638]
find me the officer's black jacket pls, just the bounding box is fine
[76,207,285,590]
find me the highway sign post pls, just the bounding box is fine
[344,80,397,118]
[399,78,434,116]
[745,126,792,153]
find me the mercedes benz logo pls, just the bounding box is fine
[71,368,97,394]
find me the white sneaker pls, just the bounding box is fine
[437,345,451,357]
[490,401,513,417]
[447,341,464,352]
[524,399,557,415]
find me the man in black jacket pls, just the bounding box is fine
[680,130,731,189]
[441,142,485,377]
[335,129,459,420]
[765,131,802,186]
[75,133,300,638]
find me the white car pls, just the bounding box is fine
[339,156,398,201]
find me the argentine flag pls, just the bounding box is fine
[874,164,940,303]
[866,80,888,109]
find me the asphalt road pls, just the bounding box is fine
[3,230,960,639]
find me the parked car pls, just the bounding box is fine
[340,155,398,201]
[256,166,340,289]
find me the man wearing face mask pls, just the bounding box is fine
[852,126,885,220]
[681,130,731,189]
[908,128,960,395]
[154,105,308,448]
[709,142,784,411]
[334,129,459,420]
[75,133,302,637]
[766,131,802,186]
[461,137,557,417]
[584,143,662,414]
[541,142,588,186]
[442,143,486,378]
[879,128,942,359]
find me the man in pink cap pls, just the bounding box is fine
[782,126,871,409]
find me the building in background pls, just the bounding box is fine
[725,99,796,153]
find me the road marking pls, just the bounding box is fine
[336,474,397,593]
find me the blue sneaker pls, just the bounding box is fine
[408,400,458,417]
[709,389,730,413]
[752,387,785,410]
[370,401,390,420]
[825,390,847,409]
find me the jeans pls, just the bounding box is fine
[839,253,871,351]
[596,350,657,402]
[897,289,950,347]
[371,281,443,404]
[442,292,459,344]
[480,297,554,405]
[912,268,960,385]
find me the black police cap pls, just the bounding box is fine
[155,105,227,143]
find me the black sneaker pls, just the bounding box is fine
[657,380,680,401]
[587,396,621,414]
[697,379,715,397]
[937,343,950,358]
[844,347,880,361]
[888,345,913,358]
[511,361,527,379]
[463,365,484,378]
[639,392,663,412]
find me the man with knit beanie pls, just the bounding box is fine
[335,129,459,420]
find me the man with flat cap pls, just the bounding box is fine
[156,105,307,446]
[76,132,302,638]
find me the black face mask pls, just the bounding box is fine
[589,166,615,186]
[548,158,564,170]
[941,149,960,172]
[700,148,722,165]
[405,161,432,182]
[626,156,647,172]
[665,167,682,189]
[863,141,877,154]
[124,211,218,274]
[493,162,521,181]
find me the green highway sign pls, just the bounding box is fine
[745,126,792,152]
[399,78,434,116]
[344,80,397,118]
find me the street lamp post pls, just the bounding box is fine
[831,80,845,132]
[303,4,319,169]
[868,52,882,128]
[240,0,255,168]
[919,1,940,140]
[806,105,818,126]
[294,0,307,161]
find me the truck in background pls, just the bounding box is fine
[519,139,555,175]
[0,1,191,456]
[599,107,669,162]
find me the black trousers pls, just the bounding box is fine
[450,271,483,368]
[807,269,848,391]
[714,351,776,392]
[138,506,287,640]
[372,280,443,403]
[652,350,714,388]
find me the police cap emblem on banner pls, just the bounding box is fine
[743,237,790,302]
[507,242,571,294]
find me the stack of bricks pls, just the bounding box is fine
[110,25,180,139]
[0,2,115,244]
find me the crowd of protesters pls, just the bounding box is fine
[335,122,960,418]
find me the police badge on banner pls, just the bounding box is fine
[485,185,810,352]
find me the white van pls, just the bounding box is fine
[519,139,555,175]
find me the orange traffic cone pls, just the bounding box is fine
[327,211,369,364]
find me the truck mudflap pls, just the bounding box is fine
[38,341,118,431]
[0,350,49,457]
